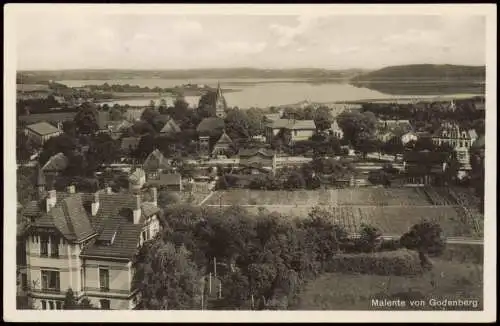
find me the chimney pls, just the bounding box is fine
[150,187,158,207]
[133,193,142,224]
[67,185,76,194]
[91,192,100,216]
[106,186,112,194]
[46,190,57,212]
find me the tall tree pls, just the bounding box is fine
[400,221,445,269]
[74,103,99,135]
[133,241,202,310]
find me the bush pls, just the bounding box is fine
[323,249,423,276]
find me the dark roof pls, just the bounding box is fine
[403,150,449,164]
[143,149,169,171]
[146,173,182,187]
[215,131,233,145]
[18,112,77,125]
[32,194,96,242]
[238,148,275,157]
[26,122,60,136]
[80,217,142,260]
[42,152,68,172]
[160,119,181,134]
[196,117,225,134]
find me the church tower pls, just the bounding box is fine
[214,81,227,118]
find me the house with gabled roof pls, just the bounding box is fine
[25,121,62,145]
[19,178,161,310]
[238,148,277,173]
[264,118,316,145]
[212,130,234,157]
[159,119,181,135]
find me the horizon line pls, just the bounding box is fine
[17,63,487,73]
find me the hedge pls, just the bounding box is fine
[323,249,423,276]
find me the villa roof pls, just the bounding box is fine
[31,194,96,242]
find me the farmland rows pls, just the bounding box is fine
[209,188,458,207]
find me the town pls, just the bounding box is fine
[16,78,485,310]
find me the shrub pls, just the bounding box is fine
[323,249,423,276]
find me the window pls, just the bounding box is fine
[40,235,49,257]
[41,300,47,310]
[100,299,110,310]
[50,236,59,258]
[48,301,54,310]
[99,268,109,292]
[145,228,151,241]
[56,301,62,310]
[41,270,60,292]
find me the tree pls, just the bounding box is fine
[74,103,99,135]
[224,108,250,139]
[158,98,168,113]
[354,136,381,159]
[400,221,445,269]
[284,172,306,190]
[141,107,160,126]
[413,137,436,151]
[357,224,382,252]
[133,241,202,310]
[148,99,156,110]
[109,105,125,121]
[171,96,189,121]
[337,111,377,146]
[314,106,334,131]
[158,190,181,208]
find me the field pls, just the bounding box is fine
[201,188,483,238]
[291,260,483,310]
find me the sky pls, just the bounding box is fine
[15,13,486,70]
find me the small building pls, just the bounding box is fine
[265,119,316,145]
[238,148,276,172]
[142,149,170,178]
[403,150,449,185]
[41,152,69,187]
[159,119,181,135]
[212,130,234,157]
[24,122,62,145]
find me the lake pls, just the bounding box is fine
[58,78,481,109]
